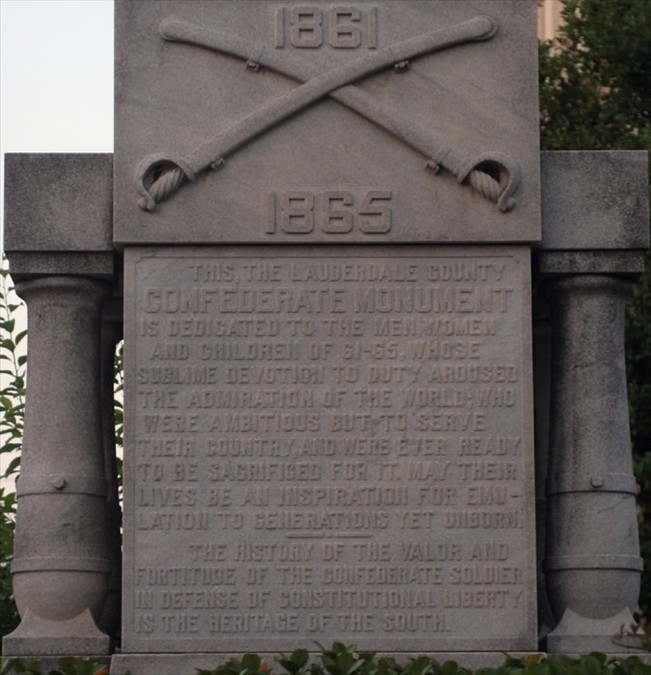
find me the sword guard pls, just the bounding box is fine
[457,153,521,212]
[135,154,196,212]
[246,44,265,71]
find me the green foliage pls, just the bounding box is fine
[113,340,124,490]
[0,486,17,635]
[0,658,108,675]
[49,657,109,675]
[315,641,376,675]
[0,262,25,482]
[1,644,650,674]
[539,0,651,152]
[0,258,25,636]
[197,652,271,675]
[277,649,313,675]
[187,644,651,675]
[113,341,124,450]
[0,658,43,675]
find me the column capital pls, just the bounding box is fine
[3,153,115,283]
[14,275,113,304]
[538,150,649,281]
[540,151,649,251]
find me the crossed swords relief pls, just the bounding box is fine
[136,14,521,214]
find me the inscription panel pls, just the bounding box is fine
[123,246,536,652]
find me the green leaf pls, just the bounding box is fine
[441,663,459,675]
[241,654,261,673]
[0,396,14,409]
[3,456,21,477]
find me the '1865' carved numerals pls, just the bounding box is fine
[275,6,378,49]
[267,190,393,235]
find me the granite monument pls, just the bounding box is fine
[2,2,649,673]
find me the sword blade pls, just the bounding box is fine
[160,18,459,171]
[138,15,520,212]
[164,16,496,174]
[157,17,519,212]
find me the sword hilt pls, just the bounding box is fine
[457,154,521,212]
[135,155,202,212]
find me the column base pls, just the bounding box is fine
[546,607,641,654]
[2,608,110,657]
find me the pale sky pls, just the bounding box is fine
[0,0,114,153]
[0,0,114,238]
[0,0,114,483]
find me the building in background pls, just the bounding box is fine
[538,0,563,40]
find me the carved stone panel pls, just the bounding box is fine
[114,1,541,244]
[122,246,537,652]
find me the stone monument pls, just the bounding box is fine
[2,2,649,674]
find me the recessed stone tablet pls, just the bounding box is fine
[122,245,536,653]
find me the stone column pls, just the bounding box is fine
[3,276,113,656]
[542,273,642,653]
[1,153,116,658]
[539,150,649,653]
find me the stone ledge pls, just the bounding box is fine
[541,150,649,251]
[109,651,650,675]
[3,153,113,253]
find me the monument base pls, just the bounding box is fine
[109,650,650,675]
[545,607,642,654]
[2,609,110,657]
[110,652,541,675]
[2,656,111,675]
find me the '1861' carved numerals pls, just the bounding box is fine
[275,6,378,49]
[267,190,392,235]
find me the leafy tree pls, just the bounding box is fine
[0,259,25,636]
[539,0,651,614]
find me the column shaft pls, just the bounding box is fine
[544,275,642,652]
[4,276,112,656]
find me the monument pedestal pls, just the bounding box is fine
[111,651,548,675]
[1,4,650,671]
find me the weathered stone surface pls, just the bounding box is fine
[7,252,115,279]
[122,245,537,654]
[535,151,649,653]
[4,277,113,657]
[542,275,642,654]
[541,151,649,250]
[537,250,646,277]
[4,154,113,252]
[111,651,545,675]
[114,1,540,244]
